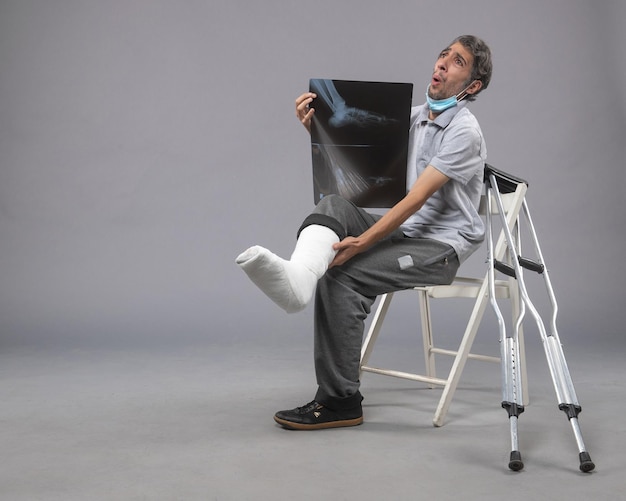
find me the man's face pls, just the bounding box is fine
[428,41,475,100]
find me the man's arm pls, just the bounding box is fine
[293,91,449,267]
[330,166,449,267]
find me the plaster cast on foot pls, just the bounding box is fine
[236,225,339,313]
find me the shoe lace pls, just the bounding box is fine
[297,400,322,414]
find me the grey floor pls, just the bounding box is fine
[1,329,623,501]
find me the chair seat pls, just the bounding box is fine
[415,277,510,299]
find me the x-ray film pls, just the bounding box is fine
[309,79,413,208]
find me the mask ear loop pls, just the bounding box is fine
[456,80,480,102]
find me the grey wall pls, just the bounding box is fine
[1,0,624,348]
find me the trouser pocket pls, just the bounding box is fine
[422,245,457,267]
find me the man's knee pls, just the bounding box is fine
[314,194,353,216]
[298,195,352,240]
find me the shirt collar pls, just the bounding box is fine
[415,100,468,128]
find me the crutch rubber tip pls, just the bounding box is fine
[508,451,524,471]
[579,452,595,473]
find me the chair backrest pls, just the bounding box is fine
[478,192,518,216]
[478,163,529,216]
[484,163,528,193]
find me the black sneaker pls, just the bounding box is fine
[274,400,363,430]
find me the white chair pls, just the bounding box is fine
[360,165,529,427]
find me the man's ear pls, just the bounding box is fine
[466,80,483,95]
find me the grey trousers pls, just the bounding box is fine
[298,195,460,410]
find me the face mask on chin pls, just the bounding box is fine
[425,81,477,113]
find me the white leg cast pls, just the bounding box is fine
[236,225,339,313]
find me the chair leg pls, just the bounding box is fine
[418,290,437,388]
[360,293,395,371]
[432,281,490,427]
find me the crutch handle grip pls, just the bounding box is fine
[519,257,545,274]
[494,260,516,278]
[494,258,545,278]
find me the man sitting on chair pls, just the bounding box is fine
[237,35,493,430]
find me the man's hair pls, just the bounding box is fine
[451,35,492,102]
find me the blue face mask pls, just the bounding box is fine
[425,89,458,113]
[426,82,477,113]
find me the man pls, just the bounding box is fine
[237,35,493,430]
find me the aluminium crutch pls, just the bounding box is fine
[484,165,595,473]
